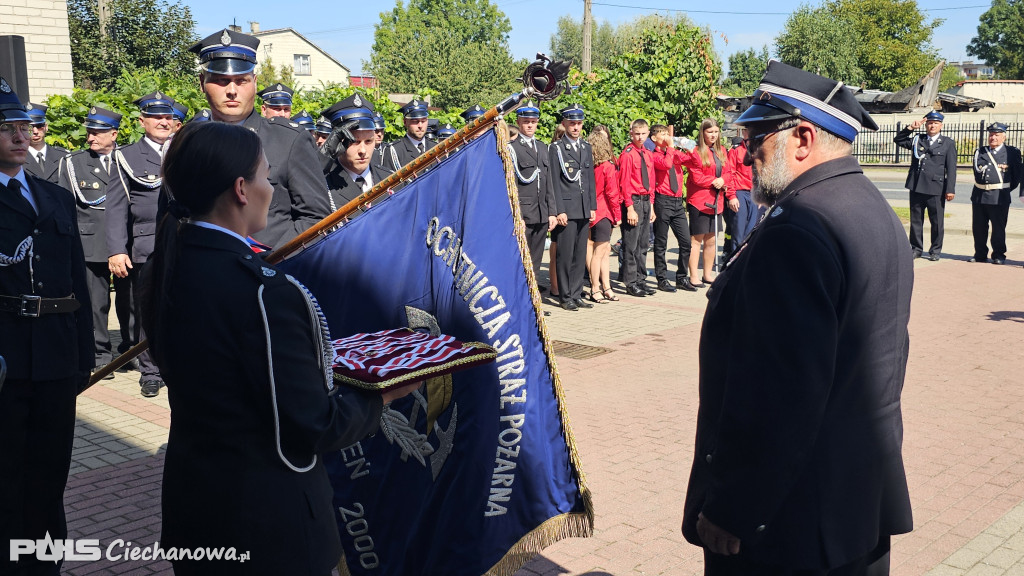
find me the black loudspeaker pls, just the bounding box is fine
[0,35,30,102]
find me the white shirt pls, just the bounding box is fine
[345,167,373,193]
[143,136,165,156]
[31,144,48,163]
[192,221,251,248]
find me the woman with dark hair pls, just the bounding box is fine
[141,121,416,576]
[681,118,729,287]
[586,125,620,302]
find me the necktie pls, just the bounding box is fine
[36,151,44,165]
[355,176,369,193]
[6,179,35,215]
[102,155,110,174]
[639,151,650,191]
[416,142,424,154]
[667,153,679,193]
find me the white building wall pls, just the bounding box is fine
[254,31,349,91]
[0,0,75,99]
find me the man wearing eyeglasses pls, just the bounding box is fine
[682,61,913,576]
[0,76,93,576]
[894,111,957,261]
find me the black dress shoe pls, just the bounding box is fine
[643,285,657,296]
[626,285,647,297]
[560,299,579,311]
[912,251,923,259]
[925,254,940,262]
[676,278,698,292]
[140,379,162,398]
[574,297,594,309]
[658,279,677,292]
[992,258,1005,265]
[117,357,140,372]
[969,257,988,263]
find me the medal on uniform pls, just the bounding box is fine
[92,183,99,189]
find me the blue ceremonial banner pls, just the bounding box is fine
[277,126,593,575]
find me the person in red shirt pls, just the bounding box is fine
[682,118,730,287]
[587,126,621,302]
[617,119,657,298]
[723,129,756,260]
[650,124,698,292]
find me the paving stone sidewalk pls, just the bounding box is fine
[60,192,1024,575]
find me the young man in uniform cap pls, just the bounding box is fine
[437,123,457,139]
[170,101,188,134]
[58,106,132,379]
[547,103,597,311]
[386,98,435,171]
[681,60,913,576]
[257,83,294,118]
[509,101,556,286]
[23,103,68,184]
[190,29,331,248]
[321,93,393,217]
[106,92,175,397]
[969,122,1023,265]
[372,112,387,168]
[894,110,957,261]
[291,110,317,134]
[461,104,485,124]
[425,118,440,142]
[313,116,332,148]
[0,76,93,576]
[618,118,658,297]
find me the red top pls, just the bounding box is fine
[651,147,686,198]
[592,160,621,227]
[725,143,754,192]
[617,143,656,206]
[681,147,731,215]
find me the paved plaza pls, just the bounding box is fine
[57,175,1024,575]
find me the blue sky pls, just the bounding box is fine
[187,0,992,77]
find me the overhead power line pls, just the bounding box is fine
[589,1,990,15]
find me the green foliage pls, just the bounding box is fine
[367,0,522,108]
[775,0,941,91]
[549,15,621,69]
[256,58,296,91]
[938,64,964,91]
[968,0,1024,79]
[536,18,722,151]
[68,0,197,90]
[722,46,770,96]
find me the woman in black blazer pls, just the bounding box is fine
[141,122,416,576]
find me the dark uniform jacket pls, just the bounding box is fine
[324,160,393,218]
[58,150,120,263]
[384,135,436,172]
[23,144,69,184]
[547,138,597,220]
[106,139,163,263]
[682,156,914,570]
[0,173,93,382]
[508,135,555,225]
[894,128,957,196]
[157,225,383,575]
[970,144,1023,205]
[242,111,332,249]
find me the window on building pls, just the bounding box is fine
[294,54,311,76]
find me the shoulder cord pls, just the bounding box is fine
[975,148,1005,185]
[64,158,106,208]
[114,150,162,189]
[0,236,34,289]
[285,274,335,393]
[506,143,540,184]
[389,144,401,173]
[554,144,582,187]
[911,134,927,162]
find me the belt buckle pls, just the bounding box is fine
[19,295,41,318]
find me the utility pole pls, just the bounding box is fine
[98,0,111,38]
[582,0,592,73]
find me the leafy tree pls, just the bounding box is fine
[775,4,864,85]
[256,58,296,92]
[68,0,197,90]
[967,0,1024,79]
[549,15,619,69]
[938,63,964,91]
[366,0,522,108]
[722,46,770,96]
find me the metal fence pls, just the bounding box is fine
[854,122,1024,165]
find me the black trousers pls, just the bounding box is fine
[524,221,548,286]
[84,261,112,366]
[0,377,77,576]
[653,194,691,282]
[131,262,162,382]
[620,197,651,287]
[113,274,134,355]
[554,218,589,302]
[971,202,1010,260]
[908,192,944,256]
[703,535,891,576]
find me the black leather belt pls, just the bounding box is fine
[0,294,80,317]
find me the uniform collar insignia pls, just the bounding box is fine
[220,30,232,46]
[261,266,276,277]
[771,206,784,218]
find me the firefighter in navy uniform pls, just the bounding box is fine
[106,92,175,397]
[58,106,127,377]
[508,101,556,284]
[386,99,435,171]
[23,103,68,184]
[372,112,388,168]
[190,28,331,249]
[969,122,1023,265]
[257,83,293,119]
[893,111,957,261]
[0,76,93,576]
[321,94,394,218]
